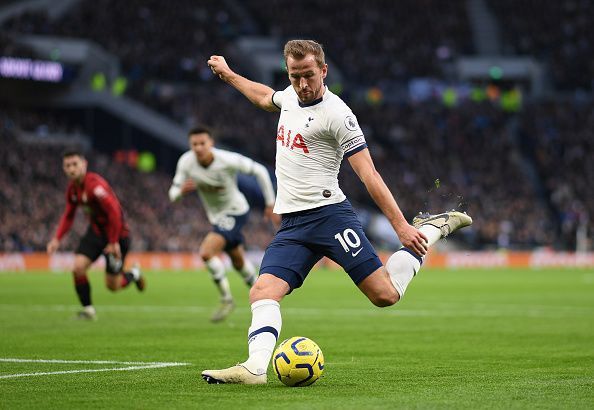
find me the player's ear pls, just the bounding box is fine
[321,64,328,80]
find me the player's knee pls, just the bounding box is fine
[200,252,212,262]
[249,282,264,301]
[369,288,399,307]
[200,251,214,262]
[72,267,86,278]
[249,280,274,302]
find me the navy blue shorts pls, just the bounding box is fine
[213,212,249,252]
[260,200,383,291]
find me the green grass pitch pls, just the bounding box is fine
[1,267,593,409]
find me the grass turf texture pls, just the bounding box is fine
[0,267,593,409]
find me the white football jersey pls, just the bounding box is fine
[169,148,275,225]
[271,86,367,213]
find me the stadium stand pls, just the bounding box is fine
[0,1,591,252]
[488,0,594,91]
[0,111,275,252]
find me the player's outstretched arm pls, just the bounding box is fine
[168,157,192,202]
[48,200,77,253]
[207,55,278,112]
[348,149,428,256]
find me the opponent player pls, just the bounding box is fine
[168,127,278,322]
[202,40,472,383]
[47,150,145,320]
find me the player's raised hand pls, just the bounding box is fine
[207,55,233,81]
[104,242,122,260]
[181,179,197,195]
[46,238,60,254]
[397,225,428,257]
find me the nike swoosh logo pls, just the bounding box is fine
[422,213,449,224]
[351,248,363,257]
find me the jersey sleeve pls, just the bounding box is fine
[54,187,77,240]
[168,155,188,202]
[89,178,122,243]
[271,88,285,110]
[328,108,368,158]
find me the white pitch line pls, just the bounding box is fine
[0,303,592,318]
[0,358,189,365]
[0,358,190,380]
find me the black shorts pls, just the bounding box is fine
[75,228,130,275]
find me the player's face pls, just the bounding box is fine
[189,133,214,163]
[62,155,87,181]
[287,54,327,104]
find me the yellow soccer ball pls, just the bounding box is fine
[272,336,324,387]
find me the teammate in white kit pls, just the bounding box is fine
[169,126,278,322]
[202,40,472,383]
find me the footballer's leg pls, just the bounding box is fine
[202,273,289,385]
[72,254,96,320]
[72,229,105,320]
[202,234,319,385]
[200,232,234,322]
[384,210,473,299]
[106,237,145,291]
[227,245,257,286]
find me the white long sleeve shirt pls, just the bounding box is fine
[169,148,275,224]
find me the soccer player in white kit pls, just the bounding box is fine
[169,127,278,322]
[202,40,472,383]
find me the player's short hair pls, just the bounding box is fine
[62,149,85,159]
[187,126,213,139]
[284,40,326,68]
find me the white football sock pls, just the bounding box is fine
[386,224,443,298]
[206,256,232,302]
[238,259,257,286]
[242,299,282,375]
[419,224,442,247]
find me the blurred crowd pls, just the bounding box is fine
[4,0,593,92]
[518,101,593,250]
[1,1,592,252]
[2,0,250,90]
[0,112,276,253]
[242,0,472,83]
[3,97,577,252]
[488,0,594,91]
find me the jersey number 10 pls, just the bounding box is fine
[334,228,361,252]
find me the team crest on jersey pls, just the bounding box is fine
[81,192,88,203]
[344,115,359,131]
[93,186,108,199]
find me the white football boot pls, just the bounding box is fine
[130,262,146,291]
[75,306,97,321]
[210,299,235,323]
[201,364,266,384]
[413,210,473,237]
